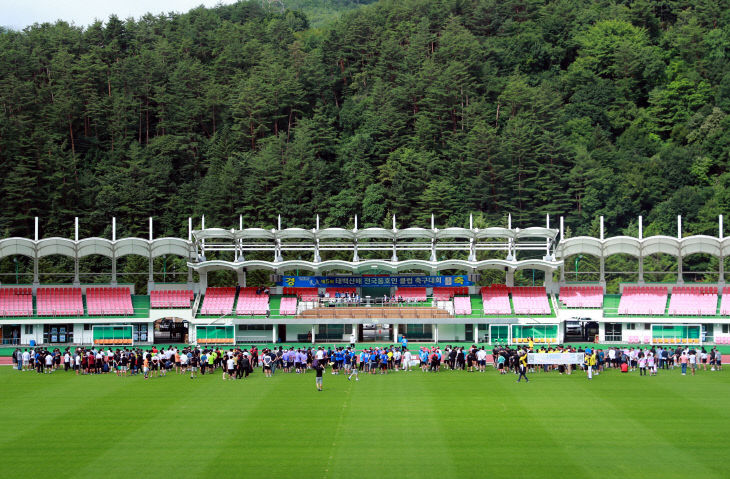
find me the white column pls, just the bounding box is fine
[272,325,278,343]
[73,217,80,286]
[505,269,514,287]
[111,217,117,286]
[33,217,39,287]
[311,325,316,344]
[720,215,724,239]
[473,324,478,343]
[434,324,439,343]
[638,215,643,240]
[600,216,604,240]
[559,216,565,282]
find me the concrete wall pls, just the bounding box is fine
[236,327,274,343]
[285,324,312,342]
[436,323,467,342]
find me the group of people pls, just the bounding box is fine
[10,341,724,387]
[319,291,361,303]
[489,342,724,380]
[11,345,212,379]
[599,345,723,376]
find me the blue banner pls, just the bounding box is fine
[279,275,472,288]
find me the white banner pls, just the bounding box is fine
[527,353,585,365]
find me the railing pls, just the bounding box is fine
[191,292,202,319]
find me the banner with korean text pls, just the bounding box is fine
[279,275,472,288]
[527,353,585,365]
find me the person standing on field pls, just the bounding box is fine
[517,350,529,382]
[313,359,324,391]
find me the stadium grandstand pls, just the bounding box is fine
[0,213,729,347]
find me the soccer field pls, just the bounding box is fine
[1,366,728,478]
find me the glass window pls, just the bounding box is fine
[238,324,272,331]
[43,324,73,343]
[605,323,622,341]
[24,325,33,335]
[132,324,147,342]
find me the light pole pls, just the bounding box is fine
[162,255,167,283]
[575,255,583,281]
[13,257,18,284]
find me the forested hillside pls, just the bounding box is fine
[1,0,729,241]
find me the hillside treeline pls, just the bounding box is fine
[1,0,729,242]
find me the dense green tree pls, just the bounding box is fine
[0,0,729,277]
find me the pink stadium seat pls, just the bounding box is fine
[667,286,718,316]
[235,287,269,315]
[481,285,511,315]
[453,296,472,315]
[394,287,427,302]
[150,289,194,308]
[511,286,551,315]
[617,286,668,315]
[283,287,319,301]
[559,285,603,308]
[37,287,84,316]
[433,287,469,301]
[86,287,134,315]
[720,287,730,316]
[200,287,236,315]
[0,288,33,316]
[279,297,298,315]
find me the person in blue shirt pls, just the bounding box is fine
[419,349,428,372]
[359,350,368,372]
[379,351,389,374]
[401,335,408,351]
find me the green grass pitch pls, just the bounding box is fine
[1,365,728,478]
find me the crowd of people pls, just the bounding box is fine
[490,342,724,379]
[9,342,724,387]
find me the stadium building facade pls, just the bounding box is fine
[0,214,728,348]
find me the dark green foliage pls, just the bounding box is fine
[1,0,729,246]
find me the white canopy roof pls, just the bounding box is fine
[558,235,730,258]
[0,237,193,259]
[187,258,563,275]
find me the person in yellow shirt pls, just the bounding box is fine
[584,348,596,380]
[517,350,529,383]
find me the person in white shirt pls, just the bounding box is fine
[22,350,30,371]
[476,347,488,372]
[700,349,708,371]
[225,357,235,380]
[393,350,401,371]
[44,353,53,373]
[638,353,647,376]
[402,350,412,371]
[688,350,697,376]
[180,352,189,373]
